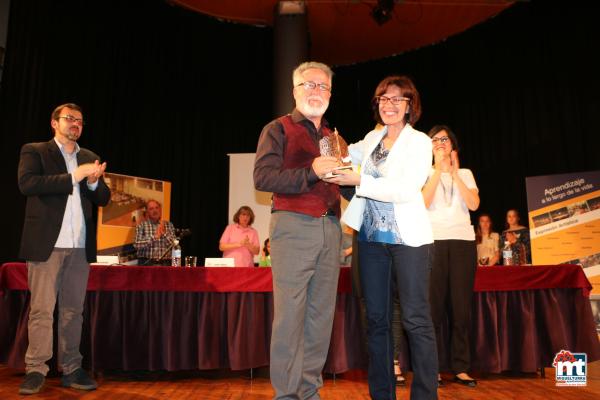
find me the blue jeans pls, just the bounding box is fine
[359,241,438,400]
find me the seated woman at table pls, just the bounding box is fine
[475,213,500,266]
[500,209,531,265]
[259,238,271,267]
[219,206,260,267]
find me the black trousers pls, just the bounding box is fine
[429,239,477,374]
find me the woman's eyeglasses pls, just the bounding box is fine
[431,136,450,144]
[376,96,409,105]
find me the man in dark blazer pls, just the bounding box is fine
[17,103,110,395]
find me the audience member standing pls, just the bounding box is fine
[17,103,110,394]
[422,125,480,387]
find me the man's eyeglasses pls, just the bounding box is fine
[376,96,409,105]
[296,81,331,92]
[58,115,84,125]
[431,136,450,144]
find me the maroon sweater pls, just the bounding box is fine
[253,110,340,218]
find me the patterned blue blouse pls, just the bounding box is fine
[358,140,403,245]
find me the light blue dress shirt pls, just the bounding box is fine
[53,137,98,249]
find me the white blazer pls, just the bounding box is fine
[341,124,434,247]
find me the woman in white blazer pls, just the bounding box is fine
[327,76,438,400]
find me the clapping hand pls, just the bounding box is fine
[87,160,107,184]
[240,235,251,248]
[433,148,452,172]
[449,150,460,176]
[74,160,107,183]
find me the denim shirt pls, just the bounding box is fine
[358,140,403,245]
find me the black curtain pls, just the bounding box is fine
[2,0,599,264]
[0,0,273,264]
[327,1,600,235]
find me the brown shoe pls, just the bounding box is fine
[454,374,477,387]
[18,372,45,395]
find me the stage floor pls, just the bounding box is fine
[1,362,599,399]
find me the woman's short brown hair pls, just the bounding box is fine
[372,75,421,126]
[233,206,255,226]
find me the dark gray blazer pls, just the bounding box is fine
[18,139,111,262]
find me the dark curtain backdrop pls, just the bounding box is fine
[328,1,600,236]
[0,0,273,264]
[1,0,599,264]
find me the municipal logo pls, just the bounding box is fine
[553,349,587,386]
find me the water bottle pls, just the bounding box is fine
[502,241,513,266]
[171,239,182,267]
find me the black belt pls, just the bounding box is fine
[321,209,336,217]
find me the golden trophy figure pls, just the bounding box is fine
[319,128,352,178]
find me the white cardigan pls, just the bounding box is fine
[341,124,434,247]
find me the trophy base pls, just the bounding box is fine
[324,165,353,179]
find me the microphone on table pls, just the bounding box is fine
[154,228,192,265]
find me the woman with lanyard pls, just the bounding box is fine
[422,125,480,387]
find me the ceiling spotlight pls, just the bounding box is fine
[371,0,395,26]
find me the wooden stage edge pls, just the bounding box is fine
[1,362,599,399]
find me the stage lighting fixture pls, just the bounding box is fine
[371,0,395,26]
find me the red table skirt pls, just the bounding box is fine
[0,263,592,294]
[1,262,598,374]
[0,263,353,293]
[473,264,593,295]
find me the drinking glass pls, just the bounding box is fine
[184,256,197,267]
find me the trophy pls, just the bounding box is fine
[319,128,353,178]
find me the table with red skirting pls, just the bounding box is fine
[1,263,598,374]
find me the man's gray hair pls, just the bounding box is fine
[292,61,334,87]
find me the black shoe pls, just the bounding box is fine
[395,374,406,386]
[438,377,444,387]
[454,374,477,387]
[394,361,405,386]
[61,368,98,391]
[18,372,45,395]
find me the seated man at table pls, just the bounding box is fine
[134,200,176,266]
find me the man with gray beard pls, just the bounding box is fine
[254,61,342,399]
